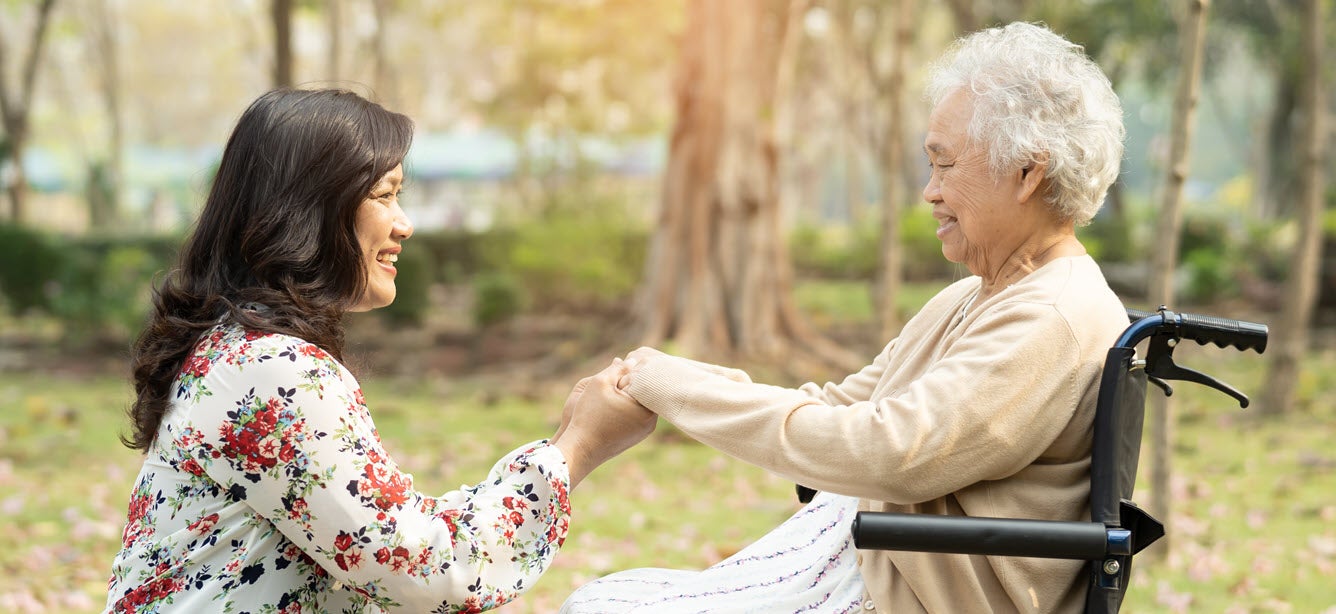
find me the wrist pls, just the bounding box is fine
[551,435,591,489]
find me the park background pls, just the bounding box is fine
[1,0,1333,611]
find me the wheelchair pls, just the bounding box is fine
[798,306,1269,613]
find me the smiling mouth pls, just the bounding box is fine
[375,253,398,267]
[935,216,958,239]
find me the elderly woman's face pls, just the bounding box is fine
[922,90,1037,276]
[350,164,413,312]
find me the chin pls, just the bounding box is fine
[351,291,397,312]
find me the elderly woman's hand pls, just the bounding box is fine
[616,346,751,391]
[551,359,657,488]
[616,347,666,390]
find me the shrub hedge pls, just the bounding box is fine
[2,204,1330,343]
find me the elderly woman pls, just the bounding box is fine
[563,22,1128,613]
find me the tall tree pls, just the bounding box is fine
[0,0,58,223]
[1145,0,1210,557]
[832,0,919,338]
[637,0,858,371]
[326,0,343,82]
[272,0,293,88]
[86,0,123,228]
[872,0,915,340]
[1212,1,1307,219]
[370,0,396,106]
[943,0,1030,34]
[1259,0,1327,417]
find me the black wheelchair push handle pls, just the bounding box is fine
[850,512,1124,560]
[1123,308,1268,354]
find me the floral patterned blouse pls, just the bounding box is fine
[105,323,572,613]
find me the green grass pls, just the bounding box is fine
[793,279,954,327]
[1,348,1333,612]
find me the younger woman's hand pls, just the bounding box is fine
[551,359,656,488]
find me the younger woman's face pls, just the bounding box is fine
[350,164,413,312]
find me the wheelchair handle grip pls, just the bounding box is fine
[1125,308,1268,354]
[852,512,1112,560]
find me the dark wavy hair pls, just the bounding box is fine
[124,88,413,452]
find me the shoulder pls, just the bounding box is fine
[1000,256,1126,349]
[918,275,982,315]
[185,324,353,389]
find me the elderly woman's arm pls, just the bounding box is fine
[624,301,1084,504]
[627,342,892,407]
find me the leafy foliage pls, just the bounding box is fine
[472,272,524,329]
[482,191,647,314]
[0,226,176,341]
[789,207,957,282]
[0,224,62,315]
[377,241,432,328]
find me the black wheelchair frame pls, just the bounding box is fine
[823,307,1269,613]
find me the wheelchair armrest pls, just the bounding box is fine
[851,512,1129,560]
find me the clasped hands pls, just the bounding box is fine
[549,347,665,488]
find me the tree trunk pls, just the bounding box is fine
[637,0,859,371]
[0,0,58,223]
[1259,78,1299,218]
[1259,0,1326,417]
[327,0,343,82]
[89,0,123,228]
[371,0,396,106]
[272,0,294,88]
[944,0,979,33]
[1146,0,1209,559]
[874,0,914,340]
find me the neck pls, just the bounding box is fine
[977,232,1085,300]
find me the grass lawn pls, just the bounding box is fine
[1,313,1333,611]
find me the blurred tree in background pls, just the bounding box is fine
[0,0,1330,397]
[0,0,57,222]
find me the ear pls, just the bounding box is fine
[1016,154,1049,203]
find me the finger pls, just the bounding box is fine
[596,359,630,378]
[627,347,656,362]
[589,368,639,403]
[564,376,593,405]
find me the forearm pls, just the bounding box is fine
[625,341,1081,504]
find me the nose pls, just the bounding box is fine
[392,203,414,240]
[922,169,941,204]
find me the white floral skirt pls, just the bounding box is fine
[560,491,866,614]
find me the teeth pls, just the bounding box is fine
[376,253,398,264]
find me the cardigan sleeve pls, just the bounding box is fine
[795,341,893,405]
[625,300,1083,504]
[181,334,571,612]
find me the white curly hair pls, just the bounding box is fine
[925,22,1125,226]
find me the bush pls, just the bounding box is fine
[1081,211,1137,264]
[898,207,956,280]
[789,207,954,282]
[791,224,876,279]
[377,242,432,328]
[483,192,646,313]
[1178,213,1232,262]
[407,230,491,284]
[0,227,178,342]
[0,224,64,315]
[46,241,172,341]
[472,272,524,328]
[1182,246,1239,304]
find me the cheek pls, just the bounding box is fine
[352,209,386,252]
